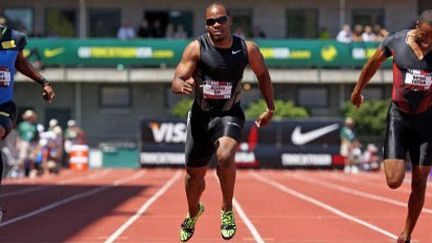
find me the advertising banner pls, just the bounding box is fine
[25,38,389,68]
[140,119,344,168]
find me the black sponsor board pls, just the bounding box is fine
[140,118,343,168]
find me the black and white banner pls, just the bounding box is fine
[140,119,343,168]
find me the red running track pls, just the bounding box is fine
[0,168,431,242]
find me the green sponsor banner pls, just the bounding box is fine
[25,38,389,68]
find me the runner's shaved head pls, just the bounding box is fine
[205,3,229,17]
[419,9,432,25]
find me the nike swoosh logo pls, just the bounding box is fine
[44,48,65,58]
[291,123,340,145]
[0,111,10,117]
[232,49,241,55]
[227,121,240,127]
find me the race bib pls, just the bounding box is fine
[201,80,232,99]
[404,69,432,89]
[0,67,11,87]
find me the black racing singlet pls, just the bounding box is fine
[193,34,249,112]
[380,29,432,114]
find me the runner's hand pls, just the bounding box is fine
[42,84,55,103]
[181,78,195,95]
[255,109,274,128]
[351,92,364,108]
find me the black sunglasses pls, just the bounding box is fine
[205,16,228,26]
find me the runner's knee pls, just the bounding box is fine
[386,176,404,189]
[216,150,235,168]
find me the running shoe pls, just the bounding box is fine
[220,210,236,240]
[180,203,205,242]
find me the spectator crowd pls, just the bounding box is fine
[336,24,389,43]
[1,110,86,179]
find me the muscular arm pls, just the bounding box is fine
[351,48,389,107]
[171,40,200,95]
[247,41,275,127]
[247,41,275,111]
[15,51,55,102]
[15,51,48,86]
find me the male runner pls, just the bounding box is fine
[0,24,55,221]
[171,3,275,242]
[351,9,432,243]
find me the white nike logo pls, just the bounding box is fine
[291,124,340,145]
[227,121,240,127]
[232,49,241,55]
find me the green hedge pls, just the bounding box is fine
[343,99,390,136]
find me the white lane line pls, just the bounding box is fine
[0,170,146,227]
[251,172,398,240]
[0,169,113,198]
[105,170,182,243]
[324,172,432,198]
[286,173,432,214]
[233,198,265,243]
[58,169,113,184]
[212,173,265,243]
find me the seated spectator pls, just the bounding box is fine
[150,19,165,38]
[64,119,86,151]
[252,25,266,38]
[165,23,174,38]
[117,20,136,40]
[362,143,381,171]
[361,25,376,42]
[318,26,331,39]
[137,19,151,38]
[352,24,364,42]
[173,25,187,39]
[376,27,389,42]
[336,24,353,43]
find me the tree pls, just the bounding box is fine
[245,99,309,119]
[170,98,193,118]
[343,99,390,136]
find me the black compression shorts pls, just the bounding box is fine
[384,102,432,166]
[185,102,245,167]
[0,101,17,140]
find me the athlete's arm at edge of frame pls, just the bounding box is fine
[247,41,275,127]
[351,47,389,108]
[15,51,55,103]
[171,40,200,95]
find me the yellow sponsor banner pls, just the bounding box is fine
[366,48,376,58]
[77,47,173,59]
[260,48,311,59]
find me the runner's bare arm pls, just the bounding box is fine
[247,41,275,127]
[171,40,200,95]
[351,48,389,108]
[15,51,55,103]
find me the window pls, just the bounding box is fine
[3,8,34,35]
[230,8,252,38]
[286,9,318,38]
[100,85,131,108]
[45,9,77,37]
[168,11,193,37]
[352,9,384,27]
[144,10,193,38]
[297,87,328,108]
[88,9,121,37]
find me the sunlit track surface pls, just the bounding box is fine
[0,168,431,242]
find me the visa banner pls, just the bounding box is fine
[140,119,344,168]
